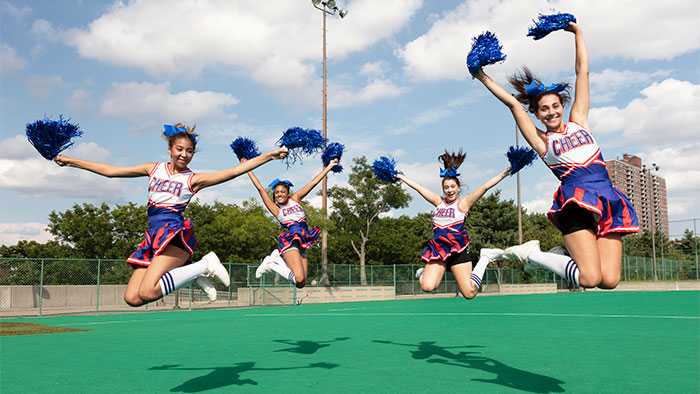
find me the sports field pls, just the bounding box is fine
[1,291,698,393]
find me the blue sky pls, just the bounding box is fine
[1,0,699,245]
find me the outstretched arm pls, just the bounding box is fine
[241,159,279,216]
[292,159,339,201]
[459,167,510,212]
[396,174,442,207]
[473,69,546,155]
[190,147,287,193]
[54,155,153,177]
[567,22,589,128]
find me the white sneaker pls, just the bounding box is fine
[201,251,230,287]
[479,248,505,261]
[255,255,276,279]
[415,267,424,279]
[195,276,217,302]
[502,240,541,263]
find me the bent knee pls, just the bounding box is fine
[578,271,601,288]
[420,282,437,292]
[461,288,478,299]
[598,275,620,290]
[295,280,306,289]
[123,292,144,307]
[138,287,162,302]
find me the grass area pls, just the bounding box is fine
[1,291,698,393]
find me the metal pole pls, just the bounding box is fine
[647,168,657,280]
[694,218,698,280]
[320,6,330,285]
[96,259,101,313]
[515,124,523,243]
[393,264,396,291]
[227,263,232,306]
[39,259,44,316]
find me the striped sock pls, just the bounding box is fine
[158,259,209,296]
[470,255,491,289]
[528,251,579,287]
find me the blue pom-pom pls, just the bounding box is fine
[230,137,261,160]
[466,31,507,76]
[322,142,344,173]
[278,127,327,164]
[527,12,576,40]
[372,156,400,183]
[26,115,83,160]
[507,146,538,175]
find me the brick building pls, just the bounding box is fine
[606,154,669,234]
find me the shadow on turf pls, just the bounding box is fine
[372,340,565,393]
[273,337,350,354]
[149,362,338,392]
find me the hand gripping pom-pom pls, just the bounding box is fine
[230,137,261,160]
[466,31,506,76]
[322,142,344,173]
[507,146,538,175]
[278,127,327,165]
[527,12,576,40]
[372,156,400,183]
[26,115,83,160]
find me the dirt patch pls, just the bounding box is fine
[0,322,86,336]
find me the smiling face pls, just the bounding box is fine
[535,93,565,131]
[168,135,195,170]
[273,184,291,205]
[441,178,461,203]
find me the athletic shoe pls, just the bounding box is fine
[201,251,230,287]
[415,267,424,279]
[479,248,505,261]
[255,255,275,279]
[195,276,217,302]
[502,240,541,263]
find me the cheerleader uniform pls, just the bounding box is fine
[127,162,198,267]
[276,199,321,255]
[543,121,639,236]
[421,199,471,265]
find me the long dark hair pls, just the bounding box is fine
[508,67,571,113]
[438,149,466,187]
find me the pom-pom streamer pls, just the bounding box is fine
[322,142,344,173]
[466,31,506,76]
[527,12,576,40]
[278,127,327,165]
[372,156,400,183]
[268,178,294,190]
[507,145,538,175]
[230,137,261,160]
[439,167,460,178]
[25,115,83,160]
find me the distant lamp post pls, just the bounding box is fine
[644,163,661,280]
[310,0,347,285]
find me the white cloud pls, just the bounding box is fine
[100,82,239,123]
[0,43,25,74]
[644,144,700,194]
[31,18,59,41]
[68,89,93,111]
[590,69,672,103]
[398,0,700,81]
[0,2,31,19]
[389,92,483,135]
[590,79,700,145]
[0,223,52,246]
[26,75,64,99]
[522,177,559,213]
[330,79,404,108]
[0,135,36,160]
[0,138,122,198]
[63,0,422,104]
[359,61,386,78]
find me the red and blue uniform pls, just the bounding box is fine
[421,199,470,262]
[276,199,320,254]
[127,162,198,267]
[543,122,639,236]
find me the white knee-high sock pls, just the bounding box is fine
[528,251,579,287]
[159,259,209,296]
[470,256,491,289]
[269,253,295,284]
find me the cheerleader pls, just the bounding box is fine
[473,21,639,289]
[242,158,340,288]
[401,150,511,299]
[54,123,288,306]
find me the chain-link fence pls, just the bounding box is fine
[0,255,697,316]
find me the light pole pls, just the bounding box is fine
[644,163,660,280]
[311,0,347,285]
[515,124,523,244]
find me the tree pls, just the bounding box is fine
[48,203,118,258]
[328,156,411,285]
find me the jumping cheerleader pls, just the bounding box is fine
[243,157,340,288]
[473,20,639,288]
[399,150,513,299]
[54,123,288,306]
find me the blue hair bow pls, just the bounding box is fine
[439,167,460,178]
[163,124,187,137]
[268,178,294,190]
[524,81,567,97]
